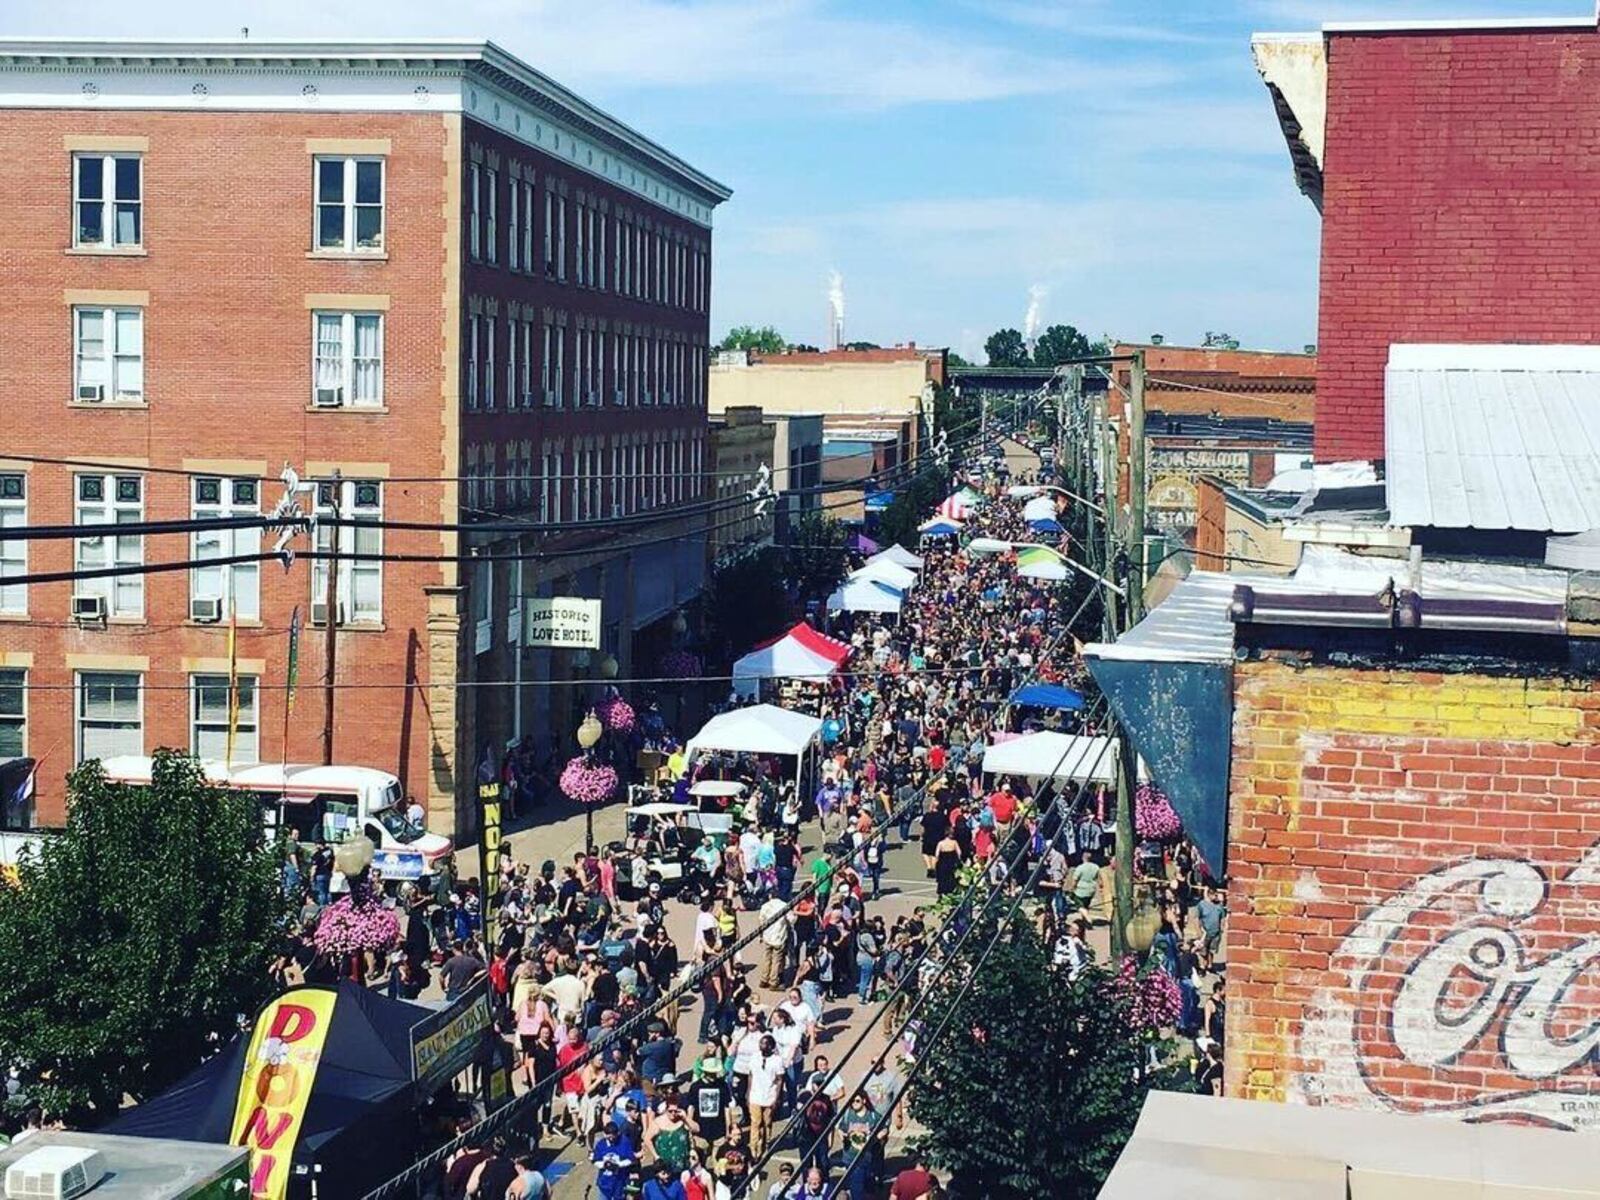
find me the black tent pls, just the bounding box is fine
[104,982,437,1198]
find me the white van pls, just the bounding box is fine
[97,757,454,875]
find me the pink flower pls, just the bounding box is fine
[596,696,636,735]
[560,756,619,805]
[1134,783,1183,842]
[1109,955,1182,1032]
[312,891,401,956]
[657,650,701,679]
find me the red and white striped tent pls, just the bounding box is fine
[730,622,853,698]
[936,494,974,520]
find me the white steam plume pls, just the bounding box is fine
[1023,283,1047,342]
[828,269,845,347]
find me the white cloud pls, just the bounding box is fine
[0,0,1177,108]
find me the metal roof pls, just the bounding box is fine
[1385,344,1600,533]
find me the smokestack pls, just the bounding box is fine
[827,269,845,350]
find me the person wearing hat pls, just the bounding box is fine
[687,1054,731,1147]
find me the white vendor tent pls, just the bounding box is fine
[730,623,852,698]
[685,704,825,798]
[980,731,1139,786]
[850,558,917,592]
[867,545,923,570]
[827,576,905,614]
[1022,495,1058,523]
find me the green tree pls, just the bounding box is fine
[842,341,881,352]
[909,924,1188,1199]
[874,463,950,550]
[984,328,1030,368]
[1032,323,1109,368]
[719,325,788,354]
[0,752,289,1121]
[781,513,849,602]
[946,351,972,369]
[706,545,791,660]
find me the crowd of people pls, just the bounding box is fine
[264,464,1226,1199]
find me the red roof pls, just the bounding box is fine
[786,622,852,664]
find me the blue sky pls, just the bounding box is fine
[5,0,1578,357]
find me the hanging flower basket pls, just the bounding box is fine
[657,650,702,679]
[560,756,619,805]
[1134,783,1183,842]
[1110,955,1182,1032]
[312,890,401,956]
[596,695,636,735]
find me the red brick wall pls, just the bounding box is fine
[1194,477,1227,570]
[1226,661,1600,1129]
[1316,29,1600,462]
[0,108,452,821]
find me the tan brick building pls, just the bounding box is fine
[0,39,730,837]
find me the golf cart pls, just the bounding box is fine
[613,801,735,901]
[689,778,746,813]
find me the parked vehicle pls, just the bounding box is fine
[613,801,734,900]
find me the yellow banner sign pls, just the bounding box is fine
[229,988,338,1200]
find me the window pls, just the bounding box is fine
[575,201,586,285]
[312,479,383,624]
[315,156,384,252]
[557,195,568,280]
[0,669,24,761]
[469,162,481,260]
[507,555,523,646]
[192,476,260,620]
[543,187,555,274]
[521,179,535,272]
[75,473,143,617]
[0,475,24,615]
[597,211,607,292]
[508,179,520,272]
[486,167,499,265]
[467,314,480,409]
[473,556,492,655]
[485,315,496,410]
[74,306,143,403]
[312,311,383,407]
[520,319,534,407]
[73,153,141,248]
[191,673,259,762]
[506,318,518,410]
[540,447,555,522]
[76,671,142,763]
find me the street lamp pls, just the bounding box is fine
[597,653,619,679]
[332,833,376,881]
[1123,886,1161,957]
[577,710,604,854]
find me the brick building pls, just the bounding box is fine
[706,406,776,565]
[1255,17,1600,462]
[0,39,729,837]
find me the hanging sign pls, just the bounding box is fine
[524,597,602,648]
[229,987,338,1200]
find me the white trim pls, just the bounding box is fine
[1323,16,1592,33]
[1387,343,1600,372]
[0,38,730,226]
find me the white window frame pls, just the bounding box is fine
[474,555,493,655]
[312,310,384,408]
[575,200,587,285]
[544,187,555,275]
[467,314,480,410]
[190,672,259,763]
[73,152,142,249]
[521,319,534,407]
[313,479,384,625]
[75,671,143,764]
[191,476,261,621]
[0,668,25,763]
[469,162,482,261]
[75,473,144,617]
[486,167,499,265]
[557,195,568,280]
[0,474,25,616]
[540,448,555,522]
[507,555,523,646]
[522,179,536,272]
[506,317,518,411]
[508,179,520,272]
[485,315,496,410]
[74,305,144,403]
[314,155,385,253]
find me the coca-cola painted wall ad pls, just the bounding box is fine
[1226,662,1600,1129]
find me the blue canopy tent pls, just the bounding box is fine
[918,516,963,538]
[1010,682,1085,711]
[1028,517,1065,536]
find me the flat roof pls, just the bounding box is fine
[0,1132,247,1197]
[0,37,730,213]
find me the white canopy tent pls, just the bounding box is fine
[980,731,1143,786]
[966,537,1013,556]
[867,545,923,570]
[1022,496,1058,523]
[684,704,825,799]
[850,558,917,592]
[730,625,851,698]
[827,576,905,614]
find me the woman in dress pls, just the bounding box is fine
[933,830,962,898]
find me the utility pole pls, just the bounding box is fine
[1127,350,1148,625]
[321,469,341,766]
[1097,395,1120,642]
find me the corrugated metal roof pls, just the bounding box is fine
[1385,344,1600,533]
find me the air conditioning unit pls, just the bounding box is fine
[75,384,104,403]
[190,596,222,623]
[71,593,106,624]
[311,599,347,626]
[5,1145,107,1200]
[313,386,344,408]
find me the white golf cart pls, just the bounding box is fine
[614,801,735,900]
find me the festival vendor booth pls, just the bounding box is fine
[918,515,963,539]
[1008,682,1086,717]
[865,544,923,570]
[1015,545,1070,582]
[826,575,905,615]
[105,981,503,1199]
[935,493,974,521]
[730,622,851,700]
[684,704,824,807]
[849,558,917,595]
[980,730,1127,786]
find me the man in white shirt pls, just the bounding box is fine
[746,1035,786,1159]
[758,896,791,989]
